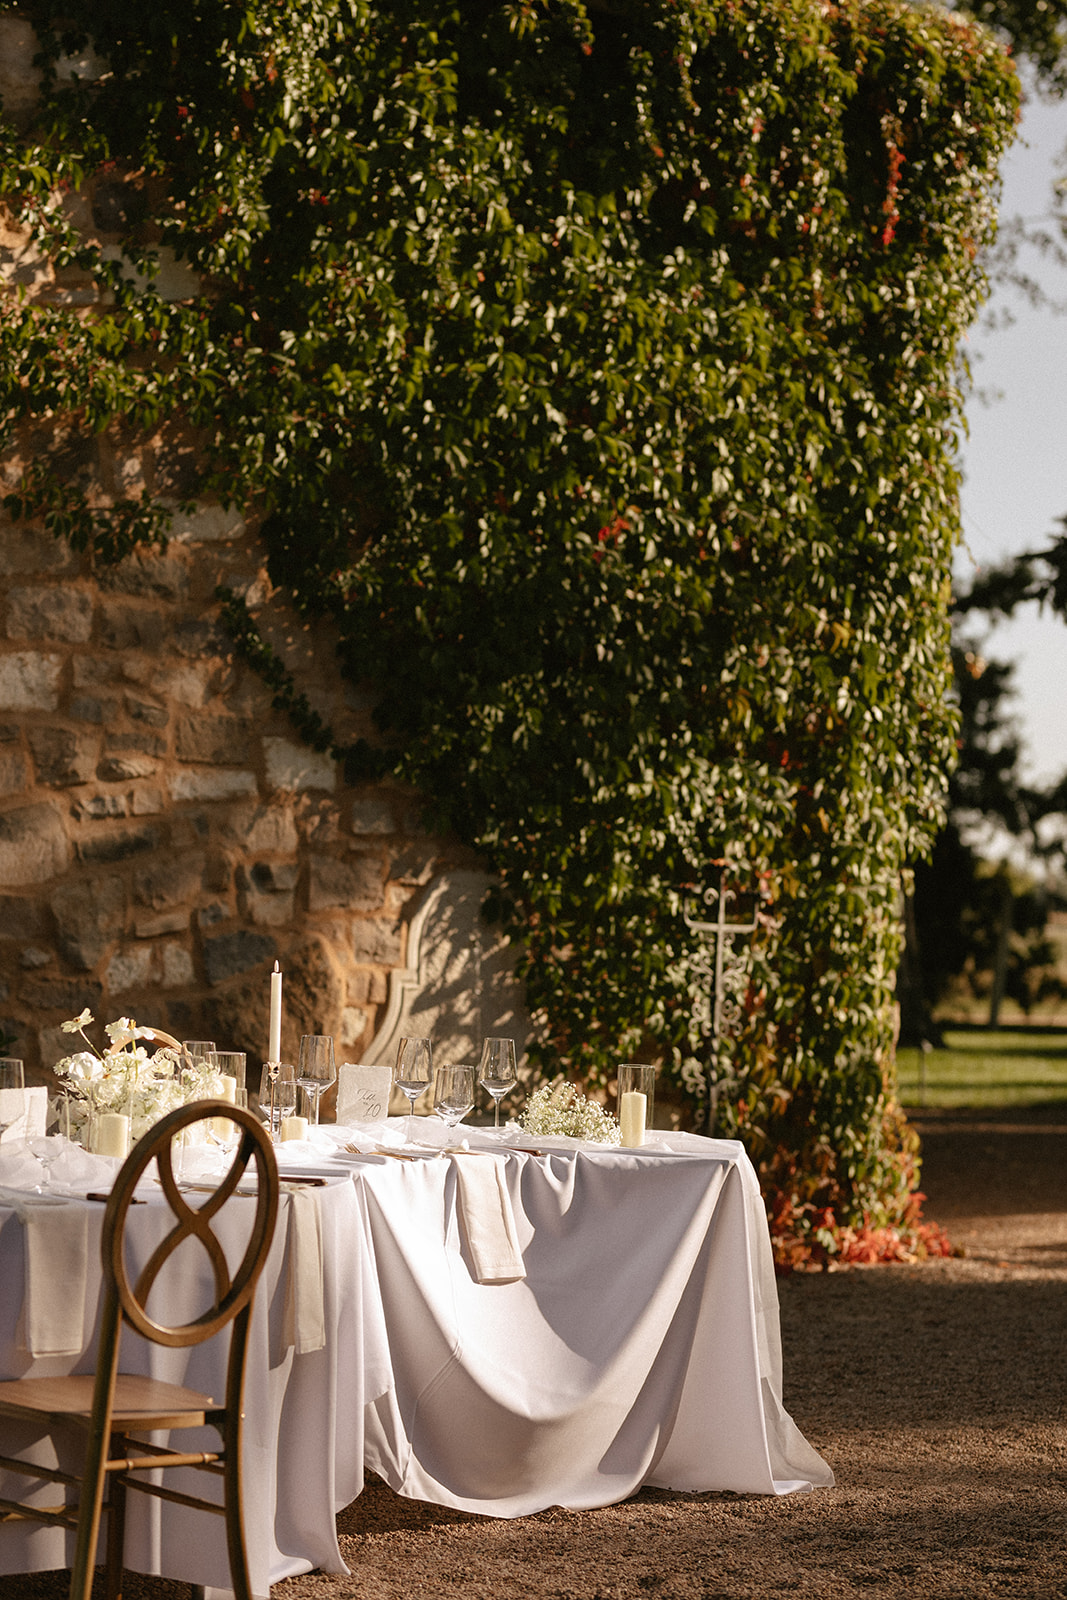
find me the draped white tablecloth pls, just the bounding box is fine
[0,1123,831,1598]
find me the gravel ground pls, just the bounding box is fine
[4,1106,1065,1600]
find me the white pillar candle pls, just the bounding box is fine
[97,1112,130,1159]
[619,1091,646,1148]
[218,1075,237,1103]
[269,962,283,1063]
[280,1115,308,1142]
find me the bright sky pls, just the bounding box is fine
[957,80,1067,788]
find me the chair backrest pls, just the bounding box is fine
[102,1100,279,1349]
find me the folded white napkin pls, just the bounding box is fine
[449,1152,526,1284]
[0,1191,89,1359]
[336,1064,392,1125]
[0,1086,47,1143]
[283,1187,325,1355]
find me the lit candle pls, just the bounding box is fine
[269,961,283,1063]
[620,1091,646,1148]
[280,1115,308,1142]
[97,1112,130,1159]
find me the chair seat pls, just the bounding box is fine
[0,1374,217,1430]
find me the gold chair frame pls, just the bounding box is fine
[0,1098,279,1600]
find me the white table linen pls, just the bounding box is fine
[0,1119,831,1597]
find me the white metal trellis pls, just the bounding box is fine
[683,870,760,1133]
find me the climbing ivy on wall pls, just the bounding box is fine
[0,0,1018,1264]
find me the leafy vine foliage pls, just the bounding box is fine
[0,0,1018,1264]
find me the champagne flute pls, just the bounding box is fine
[478,1037,517,1129]
[297,1035,336,1126]
[394,1037,433,1129]
[432,1065,476,1141]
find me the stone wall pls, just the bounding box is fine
[0,12,534,1096]
[0,509,481,1082]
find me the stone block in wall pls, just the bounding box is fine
[217,802,299,855]
[0,652,62,712]
[203,930,277,986]
[149,660,215,708]
[75,823,164,865]
[173,618,227,659]
[125,692,168,729]
[97,600,165,653]
[0,894,48,942]
[340,1005,369,1048]
[308,852,383,912]
[0,17,41,127]
[169,768,258,803]
[28,725,100,787]
[6,585,94,644]
[0,802,70,886]
[105,943,156,995]
[0,525,78,576]
[134,909,188,938]
[51,875,125,971]
[0,743,29,797]
[350,916,404,966]
[349,796,397,836]
[70,695,119,724]
[168,505,245,544]
[161,942,194,987]
[280,936,346,1057]
[263,736,336,794]
[21,976,102,1015]
[99,550,190,602]
[133,853,206,911]
[175,713,253,765]
[97,753,158,782]
[71,794,127,821]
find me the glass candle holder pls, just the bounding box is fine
[617,1064,656,1148]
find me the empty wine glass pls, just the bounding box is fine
[394,1037,433,1127]
[478,1037,517,1129]
[30,1096,70,1190]
[297,1035,336,1126]
[433,1065,476,1140]
[209,1088,248,1163]
[0,1058,25,1145]
[183,1039,217,1062]
[260,1063,296,1141]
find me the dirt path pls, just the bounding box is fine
[4,1110,1065,1600]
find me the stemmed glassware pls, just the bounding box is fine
[478,1038,517,1129]
[297,1036,336,1127]
[259,1063,296,1140]
[432,1066,476,1140]
[30,1095,70,1190]
[394,1037,433,1128]
[209,1088,248,1163]
[0,1059,24,1144]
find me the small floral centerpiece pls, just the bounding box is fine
[519,1078,621,1145]
[54,1011,227,1148]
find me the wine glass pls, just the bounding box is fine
[30,1096,70,1190]
[0,1058,25,1144]
[297,1036,336,1127]
[260,1063,296,1141]
[394,1037,433,1128]
[478,1037,517,1129]
[209,1089,248,1164]
[432,1065,476,1140]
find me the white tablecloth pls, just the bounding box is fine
[0,1124,831,1597]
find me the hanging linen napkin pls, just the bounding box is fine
[0,1086,47,1143]
[449,1152,526,1284]
[283,1186,326,1355]
[0,1188,88,1359]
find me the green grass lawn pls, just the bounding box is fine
[896,1028,1067,1109]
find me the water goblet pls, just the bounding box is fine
[432,1065,476,1142]
[30,1096,70,1190]
[297,1035,336,1126]
[478,1037,517,1129]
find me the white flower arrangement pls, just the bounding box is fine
[519,1077,621,1145]
[54,1011,226,1146]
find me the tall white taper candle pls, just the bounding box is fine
[269,961,283,1063]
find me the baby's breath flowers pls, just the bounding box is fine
[519,1078,621,1145]
[54,1012,225,1146]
